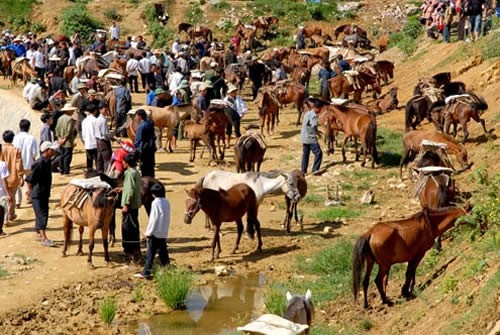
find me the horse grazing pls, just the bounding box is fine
[256,87,280,134]
[399,130,472,179]
[234,126,267,172]
[274,82,306,126]
[60,183,116,268]
[328,70,381,103]
[184,183,263,261]
[443,93,488,143]
[284,290,314,334]
[352,205,469,308]
[283,170,307,235]
[183,120,214,163]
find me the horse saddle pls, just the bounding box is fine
[330,98,349,106]
[444,94,471,105]
[240,129,267,150]
[343,70,360,89]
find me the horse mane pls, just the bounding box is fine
[258,169,285,179]
[93,189,111,208]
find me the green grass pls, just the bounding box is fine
[0,266,8,279]
[0,0,37,19]
[389,15,424,56]
[359,318,373,331]
[99,296,118,325]
[313,207,361,221]
[376,128,403,166]
[479,32,500,60]
[311,325,361,335]
[439,275,459,294]
[60,4,102,42]
[145,4,175,47]
[264,284,287,315]
[156,267,194,310]
[302,193,325,206]
[132,284,144,303]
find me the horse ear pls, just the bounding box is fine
[286,291,293,303]
[305,289,312,302]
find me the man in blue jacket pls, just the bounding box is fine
[133,109,156,177]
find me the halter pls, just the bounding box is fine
[184,195,201,219]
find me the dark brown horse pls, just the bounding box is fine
[399,130,472,179]
[184,183,263,261]
[352,205,469,308]
[404,95,444,132]
[443,93,488,143]
[234,127,267,172]
[376,60,394,86]
[284,290,314,335]
[334,24,368,40]
[432,72,452,88]
[204,104,229,160]
[0,49,15,79]
[61,185,116,268]
[177,22,192,34]
[443,81,466,97]
[274,82,306,125]
[256,87,280,134]
[328,70,381,103]
[291,66,311,89]
[283,169,307,235]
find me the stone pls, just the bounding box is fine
[41,300,49,306]
[338,1,363,12]
[323,226,334,233]
[214,265,229,277]
[360,190,375,204]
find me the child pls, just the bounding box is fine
[0,144,10,236]
[134,183,170,279]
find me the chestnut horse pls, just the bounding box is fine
[61,185,116,268]
[291,66,311,89]
[399,130,472,179]
[283,169,307,235]
[183,120,214,163]
[234,127,267,172]
[236,23,256,51]
[204,104,229,160]
[184,183,263,261]
[376,60,394,86]
[256,87,280,134]
[352,205,469,308]
[273,82,306,126]
[443,93,488,143]
[252,16,279,36]
[328,70,381,103]
[0,49,15,78]
[372,87,398,114]
[189,25,213,42]
[334,24,368,40]
[405,95,444,132]
[10,58,36,87]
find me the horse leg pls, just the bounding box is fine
[87,226,96,269]
[284,197,292,234]
[109,211,116,247]
[363,257,374,309]
[190,139,195,162]
[479,118,487,135]
[401,254,424,299]
[375,265,393,306]
[211,223,221,261]
[342,137,348,162]
[62,215,73,257]
[101,226,111,265]
[77,226,85,256]
[233,219,244,254]
[253,217,263,253]
[461,120,469,143]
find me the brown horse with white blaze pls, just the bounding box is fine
[352,205,470,308]
[61,185,116,268]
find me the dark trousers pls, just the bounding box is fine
[140,73,153,91]
[0,206,4,234]
[443,24,451,43]
[252,82,262,100]
[301,143,323,174]
[96,139,112,173]
[457,16,467,40]
[225,109,241,137]
[35,67,45,80]
[142,236,170,276]
[140,150,156,177]
[320,85,330,101]
[128,75,139,93]
[122,208,140,256]
[115,112,128,137]
[60,147,73,174]
[33,100,49,111]
[86,148,97,172]
[32,197,49,231]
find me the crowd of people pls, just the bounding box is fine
[420,0,498,42]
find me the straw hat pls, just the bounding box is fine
[77,83,87,90]
[227,84,238,94]
[203,80,213,88]
[61,103,77,112]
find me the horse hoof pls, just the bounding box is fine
[106,261,113,267]
[88,263,95,270]
[384,299,394,307]
[62,252,67,258]
[76,251,84,256]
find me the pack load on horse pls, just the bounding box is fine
[328,68,380,103]
[234,125,267,173]
[60,177,116,268]
[10,57,36,88]
[405,85,445,132]
[352,204,470,308]
[184,183,263,261]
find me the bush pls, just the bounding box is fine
[185,3,203,24]
[31,22,46,33]
[104,8,121,21]
[60,4,102,42]
[144,4,175,47]
[247,0,338,25]
[389,15,424,56]
[156,267,193,310]
[99,296,118,325]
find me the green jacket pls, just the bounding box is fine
[121,167,142,209]
[55,114,76,148]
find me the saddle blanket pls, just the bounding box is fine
[420,140,447,150]
[70,176,111,190]
[237,314,308,335]
[241,129,267,150]
[330,98,349,106]
[209,99,227,109]
[444,94,471,104]
[63,187,89,210]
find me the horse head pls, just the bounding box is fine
[184,186,202,224]
[281,172,301,202]
[283,290,314,330]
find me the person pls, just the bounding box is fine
[443,4,454,43]
[1,130,24,222]
[13,119,38,208]
[318,60,336,101]
[224,84,247,147]
[133,183,170,279]
[335,55,351,73]
[0,144,9,236]
[109,21,120,41]
[297,26,306,50]
[70,83,89,136]
[23,77,38,102]
[481,0,493,36]
[151,64,164,91]
[25,141,59,246]
[136,35,147,49]
[32,45,46,79]
[115,79,132,136]
[273,62,287,83]
[139,52,152,92]
[120,152,142,260]
[300,98,324,174]
[134,109,156,177]
[196,83,210,118]
[168,67,183,95]
[225,45,238,67]
[171,37,181,57]
[55,103,77,175]
[248,56,266,100]
[81,104,98,173]
[95,101,112,173]
[126,55,140,93]
[40,112,54,143]
[69,69,82,94]
[468,0,485,41]
[29,82,49,111]
[110,139,135,177]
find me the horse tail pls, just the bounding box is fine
[352,233,371,301]
[366,120,379,164]
[472,93,488,111]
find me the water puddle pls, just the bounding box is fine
[136,273,266,335]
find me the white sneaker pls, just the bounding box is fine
[133,273,145,279]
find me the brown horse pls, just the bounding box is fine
[183,120,214,163]
[372,87,398,114]
[273,82,306,126]
[322,104,379,167]
[443,93,488,143]
[256,87,280,134]
[291,66,311,89]
[204,104,229,160]
[303,24,322,38]
[404,95,444,132]
[283,169,307,235]
[334,24,368,40]
[252,16,279,35]
[0,49,15,78]
[378,33,389,53]
[225,63,247,91]
[189,25,213,42]
[10,59,36,88]
[236,23,256,51]
[184,183,263,261]
[400,130,472,179]
[376,60,394,86]
[286,50,323,70]
[328,70,381,103]
[432,72,452,88]
[61,185,116,268]
[352,205,469,308]
[234,127,267,172]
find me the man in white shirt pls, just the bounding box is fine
[139,53,152,92]
[109,21,120,40]
[171,37,181,57]
[13,119,38,207]
[32,46,45,79]
[126,55,140,93]
[23,78,38,102]
[81,104,98,173]
[0,145,10,236]
[95,102,112,173]
[70,70,82,94]
[168,67,183,95]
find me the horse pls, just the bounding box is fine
[443,81,466,97]
[224,63,247,91]
[273,82,306,126]
[189,25,213,42]
[183,120,214,163]
[291,66,311,89]
[376,60,394,86]
[184,183,263,261]
[399,130,472,179]
[285,50,323,70]
[10,58,36,88]
[378,33,389,53]
[432,72,452,88]
[60,184,116,268]
[177,22,192,34]
[236,23,256,51]
[352,205,470,308]
[283,169,307,235]
[404,95,444,132]
[323,104,379,168]
[443,93,488,143]
[328,70,381,103]
[334,24,368,40]
[284,290,314,334]
[256,87,280,135]
[372,87,398,114]
[252,16,279,36]
[0,49,15,79]
[204,104,229,160]
[109,58,127,75]
[234,126,267,172]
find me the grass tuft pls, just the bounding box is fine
[376,128,403,166]
[314,207,361,221]
[0,266,8,279]
[99,296,118,325]
[264,284,287,315]
[156,267,193,310]
[132,284,144,303]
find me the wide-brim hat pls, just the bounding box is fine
[306,95,330,107]
[227,84,238,94]
[40,141,60,153]
[77,83,87,90]
[88,89,97,95]
[154,87,166,95]
[61,103,77,112]
[178,79,189,89]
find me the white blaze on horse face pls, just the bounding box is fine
[305,289,312,302]
[286,291,294,304]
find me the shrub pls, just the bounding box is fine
[213,0,230,10]
[99,296,118,325]
[185,3,203,24]
[60,4,102,42]
[132,284,144,303]
[104,8,121,21]
[0,266,8,279]
[144,4,175,47]
[360,318,373,330]
[389,15,423,56]
[31,22,46,33]
[156,267,193,310]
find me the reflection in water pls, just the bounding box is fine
[137,273,265,335]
